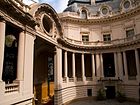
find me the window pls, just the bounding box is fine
[123,0,131,9]
[81,10,87,19]
[126,29,134,37]
[82,35,89,42]
[103,34,111,42]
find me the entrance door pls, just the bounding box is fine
[106,86,115,99]
[34,37,55,105]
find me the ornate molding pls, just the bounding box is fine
[60,5,140,25]
[0,0,37,29]
[34,4,63,36]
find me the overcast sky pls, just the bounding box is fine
[23,0,69,13]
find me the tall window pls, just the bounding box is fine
[82,35,89,42]
[126,29,134,37]
[103,34,111,42]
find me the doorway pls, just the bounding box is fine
[33,37,55,105]
[106,86,116,99]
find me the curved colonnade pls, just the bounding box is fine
[56,5,140,104]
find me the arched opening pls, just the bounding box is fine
[33,36,55,105]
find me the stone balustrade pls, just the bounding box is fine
[5,82,19,93]
[63,33,140,47]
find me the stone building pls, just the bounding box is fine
[0,0,140,105]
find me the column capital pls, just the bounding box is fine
[0,16,5,23]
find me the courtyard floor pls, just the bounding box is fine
[68,99,139,105]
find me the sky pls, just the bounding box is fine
[23,0,69,13]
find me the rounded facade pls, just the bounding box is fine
[0,0,140,105]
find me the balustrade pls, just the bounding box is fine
[5,82,19,93]
[63,33,140,47]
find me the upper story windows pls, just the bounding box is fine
[126,29,134,37]
[103,34,111,42]
[82,34,89,42]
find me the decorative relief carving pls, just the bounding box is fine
[34,4,63,37]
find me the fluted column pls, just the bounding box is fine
[114,52,118,78]
[0,20,5,81]
[72,53,76,81]
[17,31,25,80]
[123,52,128,80]
[135,49,140,81]
[92,54,96,80]
[64,51,68,82]
[82,53,86,81]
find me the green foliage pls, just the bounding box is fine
[96,88,106,100]
[116,91,126,103]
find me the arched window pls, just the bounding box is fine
[81,10,87,19]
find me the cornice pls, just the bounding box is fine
[60,5,140,25]
[0,0,37,29]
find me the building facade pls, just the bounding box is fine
[0,0,140,105]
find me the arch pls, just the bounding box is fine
[29,3,63,37]
[80,7,89,19]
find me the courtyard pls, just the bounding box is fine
[68,99,139,105]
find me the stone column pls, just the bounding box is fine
[96,54,100,78]
[55,47,62,89]
[100,54,104,77]
[64,51,68,82]
[117,52,123,79]
[82,53,86,81]
[0,20,5,82]
[17,31,25,80]
[114,52,118,78]
[135,49,140,81]
[92,54,96,80]
[72,53,76,81]
[23,32,35,95]
[123,52,128,80]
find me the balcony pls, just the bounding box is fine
[63,33,140,47]
[5,82,19,93]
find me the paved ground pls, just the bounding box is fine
[68,99,139,105]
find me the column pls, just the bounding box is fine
[96,54,100,78]
[23,32,35,94]
[135,49,140,81]
[0,20,5,81]
[64,51,68,82]
[123,52,128,80]
[82,53,86,81]
[117,52,123,79]
[100,54,104,77]
[114,52,118,78]
[92,54,95,80]
[72,53,76,81]
[17,31,25,80]
[55,47,62,89]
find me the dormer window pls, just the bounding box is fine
[123,0,131,9]
[81,10,87,19]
